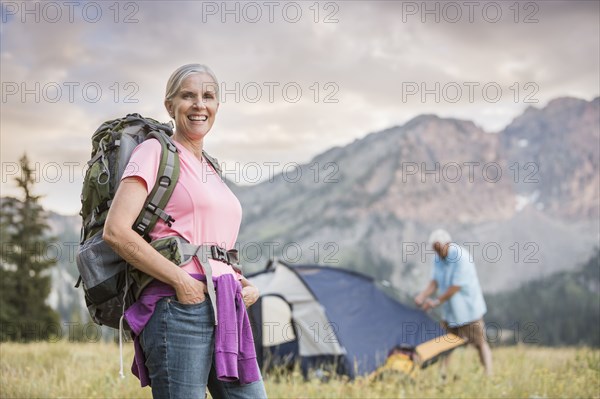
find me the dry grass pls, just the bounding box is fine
[1,342,598,398]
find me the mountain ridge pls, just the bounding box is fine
[234,95,599,294]
[4,96,597,320]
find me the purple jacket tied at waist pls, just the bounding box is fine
[124,273,260,387]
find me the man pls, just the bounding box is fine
[414,229,493,376]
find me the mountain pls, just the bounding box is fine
[501,97,600,219]
[44,212,88,323]
[234,96,599,295]
[237,114,513,226]
[9,96,598,324]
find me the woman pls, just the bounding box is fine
[104,64,268,398]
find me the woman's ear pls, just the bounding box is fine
[165,100,173,118]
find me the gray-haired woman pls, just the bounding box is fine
[104,64,268,398]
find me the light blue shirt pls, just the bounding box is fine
[432,244,487,327]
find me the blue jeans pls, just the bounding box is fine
[140,296,268,399]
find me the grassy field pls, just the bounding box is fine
[1,342,598,398]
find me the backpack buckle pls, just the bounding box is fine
[158,176,171,187]
[227,249,239,265]
[211,245,229,264]
[166,142,177,153]
[135,222,148,234]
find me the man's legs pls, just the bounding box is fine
[477,339,493,376]
[439,352,451,379]
[471,321,493,376]
[459,319,493,376]
[439,321,459,379]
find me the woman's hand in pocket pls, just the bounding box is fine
[174,271,207,305]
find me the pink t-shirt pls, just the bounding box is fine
[121,138,242,278]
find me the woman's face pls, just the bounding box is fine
[166,72,219,140]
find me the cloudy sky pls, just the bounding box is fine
[1,0,598,214]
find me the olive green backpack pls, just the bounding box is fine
[75,113,223,329]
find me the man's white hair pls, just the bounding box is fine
[428,229,452,246]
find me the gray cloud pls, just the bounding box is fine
[1,0,598,213]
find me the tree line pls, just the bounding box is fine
[486,249,600,347]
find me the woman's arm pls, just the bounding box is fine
[103,177,207,304]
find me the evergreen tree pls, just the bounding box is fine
[0,154,60,341]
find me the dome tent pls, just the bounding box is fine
[247,260,465,379]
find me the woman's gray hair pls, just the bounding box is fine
[165,64,220,103]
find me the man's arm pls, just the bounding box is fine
[414,280,438,306]
[422,285,461,311]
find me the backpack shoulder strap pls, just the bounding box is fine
[202,150,222,178]
[133,130,180,239]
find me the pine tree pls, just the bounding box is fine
[0,154,60,341]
